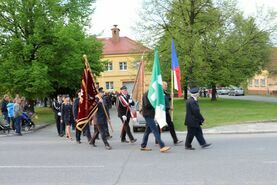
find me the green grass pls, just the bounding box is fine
[34,107,55,125]
[173,98,277,131]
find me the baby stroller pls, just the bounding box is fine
[21,112,35,131]
[0,116,11,134]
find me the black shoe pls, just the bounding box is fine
[201,143,211,148]
[17,133,22,136]
[185,147,195,150]
[105,145,112,150]
[174,140,183,145]
[89,140,96,147]
[121,140,129,143]
[130,139,137,143]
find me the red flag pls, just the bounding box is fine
[76,56,98,131]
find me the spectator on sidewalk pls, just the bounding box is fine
[14,98,23,136]
[7,99,15,130]
[1,95,9,122]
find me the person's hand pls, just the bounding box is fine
[57,112,61,116]
[98,98,103,103]
[128,99,132,103]
[132,118,137,122]
[61,119,63,123]
[122,115,127,121]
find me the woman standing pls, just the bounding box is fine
[61,96,73,140]
[14,98,23,136]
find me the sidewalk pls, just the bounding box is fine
[202,121,277,134]
[0,123,50,137]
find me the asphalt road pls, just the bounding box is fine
[219,95,277,103]
[1,122,277,185]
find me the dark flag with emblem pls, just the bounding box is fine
[76,55,98,131]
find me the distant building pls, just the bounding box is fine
[97,25,151,93]
[247,47,277,95]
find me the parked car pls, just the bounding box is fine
[228,87,244,96]
[217,87,230,95]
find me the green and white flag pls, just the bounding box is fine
[148,48,167,128]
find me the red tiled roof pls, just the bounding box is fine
[99,37,150,55]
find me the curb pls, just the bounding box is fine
[0,123,52,137]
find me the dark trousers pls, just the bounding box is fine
[15,116,22,134]
[157,111,178,143]
[141,117,165,149]
[55,114,61,135]
[91,124,109,146]
[76,123,92,142]
[120,117,134,141]
[185,127,206,147]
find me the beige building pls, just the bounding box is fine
[248,47,277,95]
[96,25,151,93]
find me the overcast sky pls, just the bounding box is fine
[88,0,276,40]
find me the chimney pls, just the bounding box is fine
[111,25,120,42]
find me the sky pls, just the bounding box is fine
[88,0,277,40]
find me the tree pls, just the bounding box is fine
[0,0,103,102]
[137,0,275,100]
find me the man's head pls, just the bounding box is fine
[3,95,9,101]
[190,87,200,97]
[120,86,128,95]
[162,81,168,90]
[98,87,104,97]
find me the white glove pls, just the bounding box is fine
[57,112,61,116]
[128,99,133,103]
[122,115,127,121]
[132,118,137,122]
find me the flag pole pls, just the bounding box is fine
[171,70,174,119]
[83,55,113,132]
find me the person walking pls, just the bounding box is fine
[73,91,92,144]
[140,90,170,153]
[61,96,74,140]
[53,95,63,137]
[117,86,136,143]
[156,82,183,145]
[7,99,15,130]
[90,88,111,150]
[185,87,211,150]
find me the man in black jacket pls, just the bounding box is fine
[157,82,182,145]
[52,95,63,136]
[73,91,92,144]
[117,86,136,143]
[140,90,170,153]
[185,87,211,150]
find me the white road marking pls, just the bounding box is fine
[263,161,277,164]
[0,165,104,168]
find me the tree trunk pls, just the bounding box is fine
[211,84,217,101]
[44,97,48,107]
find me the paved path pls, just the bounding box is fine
[219,95,277,103]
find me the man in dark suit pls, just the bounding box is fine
[185,87,211,150]
[52,95,63,136]
[90,88,111,150]
[73,91,92,144]
[117,86,136,143]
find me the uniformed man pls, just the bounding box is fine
[73,91,92,144]
[90,88,112,150]
[185,87,211,150]
[52,95,63,136]
[117,86,137,143]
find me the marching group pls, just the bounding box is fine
[52,81,211,152]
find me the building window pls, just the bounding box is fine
[119,62,127,71]
[248,80,253,87]
[106,62,113,71]
[105,81,114,90]
[254,79,259,87]
[260,79,266,87]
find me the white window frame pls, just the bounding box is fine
[105,81,114,90]
[119,62,127,71]
[248,80,253,87]
[260,79,266,87]
[106,62,113,71]
[254,79,259,87]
